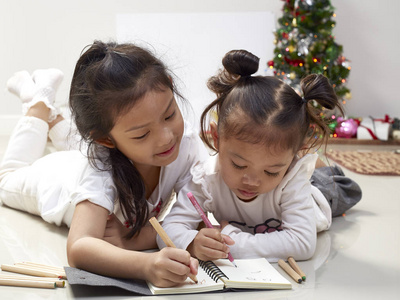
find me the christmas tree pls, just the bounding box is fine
[268,0,352,118]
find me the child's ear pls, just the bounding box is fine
[95,136,115,148]
[210,122,219,150]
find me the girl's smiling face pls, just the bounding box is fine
[210,123,295,202]
[107,88,184,171]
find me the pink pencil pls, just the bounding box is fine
[186,192,237,268]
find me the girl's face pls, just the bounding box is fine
[210,124,295,202]
[107,88,184,172]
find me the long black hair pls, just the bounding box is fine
[69,40,181,238]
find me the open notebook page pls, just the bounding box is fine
[147,266,224,295]
[214,258,291,289]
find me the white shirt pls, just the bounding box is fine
[24,122,208,227]
[159,153,331,262]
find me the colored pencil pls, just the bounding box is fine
[14,262,66,279]
[0,274,65,287]
[186,192,237,268]
[288,256,306,281]
[149,217,198,284]
[1,264,62,278]
[0,278,56,289]
[278,259,302,283]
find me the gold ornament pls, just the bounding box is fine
[288,45,295,53]
[345,92,352,100]
[290,72,296,79]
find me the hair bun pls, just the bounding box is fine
[222,50,259,77]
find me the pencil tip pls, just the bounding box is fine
[302,276,306,281]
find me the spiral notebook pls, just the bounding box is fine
[147,258,292,295]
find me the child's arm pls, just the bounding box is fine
[67,200,198,287]
[159,184,234,261]
[103,214,156,250]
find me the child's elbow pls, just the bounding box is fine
[67,239,85,268]
[285,230,316,261]
[294,236,316,261]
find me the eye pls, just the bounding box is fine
[264,171,280,177]
[231,161,246,170]
[132,132,149,140]
[165,110,176,120]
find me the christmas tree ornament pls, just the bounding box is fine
[268,0,351,119]
[335,117,358,138]
[328,120,338,132]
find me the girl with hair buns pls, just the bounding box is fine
[0,41,209,287]
[158,49,361,262]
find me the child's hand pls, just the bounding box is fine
[187,228,235,261]
[145,248,198,287]
[103,214,130,249]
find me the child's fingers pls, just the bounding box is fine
[154,248,197,284]
[189,230,228,260]
[222,234,235,246]
[188,257,199,276]
[200,228,230,252]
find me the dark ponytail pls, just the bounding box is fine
[202,49,344,154]
[201,50,260,150]
[301,74,344,149]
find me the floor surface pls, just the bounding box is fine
[0,135,399,300]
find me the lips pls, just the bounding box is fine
[238,189,258,198]
[157,143,176,157]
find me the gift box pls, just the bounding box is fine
[393,118,400,140]
[357,115,393,141]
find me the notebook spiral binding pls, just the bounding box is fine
[199,261,229,282]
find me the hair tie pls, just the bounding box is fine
[302,97,307,104]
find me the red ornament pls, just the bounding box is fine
[284,56,305,67]
[267,60,275,67]
[282,32,289,39]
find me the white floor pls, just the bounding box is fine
[0,135,399,300]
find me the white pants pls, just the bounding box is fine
[0,116,81,216]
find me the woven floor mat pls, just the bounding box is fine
[325,150,400,176]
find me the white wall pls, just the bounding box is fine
[1,0,399,134]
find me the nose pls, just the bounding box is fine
[242,173,261,187]
[157,125,174,146]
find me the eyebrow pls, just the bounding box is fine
[125,96,175,132]
[232,153,287,168]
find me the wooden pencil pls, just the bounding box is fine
[14,263,66,278]
[278,259,302,284]
[0,278,56,289]
[1,264,62,278]
[0,274,65,288]
[288,256,306,281]
[18,262,65,274]
[149,217,198,284]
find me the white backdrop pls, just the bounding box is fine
[117,12,275,126]
[1,0,399,134]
